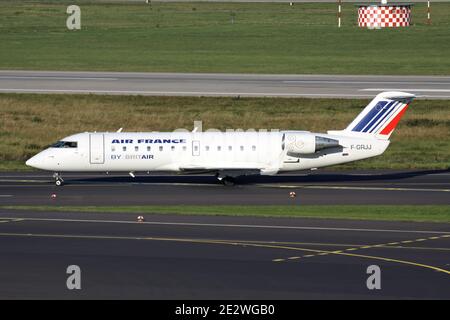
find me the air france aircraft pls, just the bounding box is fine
[26,91,415,186]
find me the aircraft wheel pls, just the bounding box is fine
[55,178,64,186]
[222,177,236,186]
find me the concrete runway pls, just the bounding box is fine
[1,71,450,99]
[0,169,449,205]
[0,209,448,299]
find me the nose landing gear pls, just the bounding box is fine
[53,173,64,186]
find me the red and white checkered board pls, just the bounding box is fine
[358,6,411,28]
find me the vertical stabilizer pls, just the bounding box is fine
[344,91,415,140]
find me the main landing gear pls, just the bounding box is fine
[221,177,236,186]
[53,173,64,186]
[216,174,236,186]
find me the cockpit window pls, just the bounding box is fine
[51,141,78,148]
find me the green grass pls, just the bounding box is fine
[0,1,449,74]
[2,205,450,223]
[1,93,449,170]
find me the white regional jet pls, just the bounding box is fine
[26,91,415,186]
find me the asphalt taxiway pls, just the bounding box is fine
[1,170,448,299]
[0,209,448,299]
[1,71,450,99]
[0,170,449,206]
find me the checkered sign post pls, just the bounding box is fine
[358,5,412,28]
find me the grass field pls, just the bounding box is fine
[2,205,449,222]
[0,1,450,74]
[0,93,449,170]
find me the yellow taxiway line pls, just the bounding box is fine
[0,231,448,276]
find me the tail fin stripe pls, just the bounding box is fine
[362,101,399,133]
[351,100,389,132]
[370,102,405,134]
[368,101,403,133]
[379,104,410,135]
[344,91,415,140]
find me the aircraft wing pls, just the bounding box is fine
[179,164,263,177]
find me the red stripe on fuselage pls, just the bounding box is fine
[379,104,409,135]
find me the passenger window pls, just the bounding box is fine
[159,146,163,151]
[123,146,126,152]
[228,146,232,151]
[252,145,256,151]
[240,146,244,151]
[182,146,187,151]
[217,146,221,151]
[206,146,210,151]
[171,146,175,151]
[135,146,139,152]
[111,146,116,152]
[147,146,151,152]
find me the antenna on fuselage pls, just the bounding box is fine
[116,128,123,133]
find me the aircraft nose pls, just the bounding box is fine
[25,155,39,168]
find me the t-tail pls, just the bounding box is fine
[343,91,415,140]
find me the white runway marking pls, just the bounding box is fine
[0,216,448,234]
[269,185,450,192]
[0,218,22,223]
[0,88,373,97]
[1,88,448,98]
[0,76,117,81]
[0,179,48,183]
[285,81,450,85]
[361,88,450,93]
[1,172,450,178]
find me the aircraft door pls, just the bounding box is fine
[192,140,200,156]
[89,133,105,164]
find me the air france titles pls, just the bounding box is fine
[110,138,186,160]
[111,139,186,144]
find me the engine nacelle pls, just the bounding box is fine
[284,132,340,156]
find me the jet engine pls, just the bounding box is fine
[283,132,340,156]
